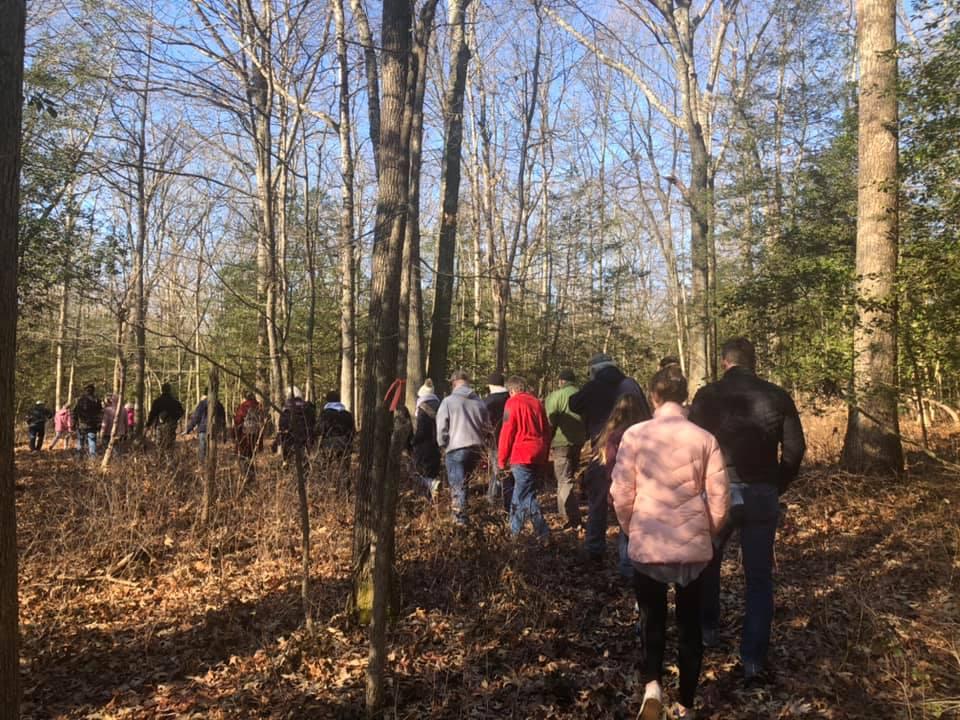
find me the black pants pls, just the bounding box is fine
[634,570,705,708]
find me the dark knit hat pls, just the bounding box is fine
[487,371,506,386]
[559,368,576,382]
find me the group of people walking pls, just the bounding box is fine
[409,337,805,718]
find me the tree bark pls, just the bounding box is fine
[352,0,413,712]
[201,367,219,524]
[427,0,473,391]
[0,3,25,717]
[841,0,903,474]
[350,0,382,178]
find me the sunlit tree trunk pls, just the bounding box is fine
[841,0,903,474]
[0,3,25,716]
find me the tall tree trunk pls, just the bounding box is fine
[0,3,25,716]
[841,0,903,474]
[334,0,357,413]
[133,32,152,436]
[350,0,382,177]
[352,0,413,712]
[398,0,438,406]
[54,280,69,411]
[427,0,472,392]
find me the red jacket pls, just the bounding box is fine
[498,392,550,468]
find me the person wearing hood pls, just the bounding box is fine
[50,403,74,449]
[436,370,492,525]
[185,389,227,462]
[570,353,652,563]
[100,395,128,448]
[25,400,53,452]
[411,379,442,499]
[317,390,355,457]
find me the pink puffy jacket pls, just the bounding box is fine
[610,401,729,566]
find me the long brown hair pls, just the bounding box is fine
[596,394,649,467]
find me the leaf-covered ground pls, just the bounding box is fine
[16,411,960,719]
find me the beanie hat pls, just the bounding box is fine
[558,368,576,382]
[417,379,435,398]
[487,371,506,386]
[588,352,618,378]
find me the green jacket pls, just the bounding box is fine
[544,384,586,448]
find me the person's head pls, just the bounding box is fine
[604,393,649,435]
[558,368,576,386]
[417,379,435,398]
[325,390,341,404]
[35,400,43,406]
[84,384,95,395]
[161,382,172,395]
[659,356,681,369]
[649,364,688,407]
[505,375,527,396]
[721,337,756,372]
[487,371,505,388]
[245,391,256,402]
[287,385,302,400]
[449,369,471,389]
[588,352,617,379]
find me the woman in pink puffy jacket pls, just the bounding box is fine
[610,364,729,720]
[50,404,73,449]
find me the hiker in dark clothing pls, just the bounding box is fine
[185,390,227,462]
[316,390,354,457]
[411,379,442,499]
[146,383,185,453]
[26,401,53,451]
[484,371,510,506]
[275,387,316,463]
[72,384,102,457]
[569,353,652,562]
[234,392,263,482]
[689,337,805,683]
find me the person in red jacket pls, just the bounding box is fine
[498,375,550,540]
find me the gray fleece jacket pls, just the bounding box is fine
[436,384,492,452]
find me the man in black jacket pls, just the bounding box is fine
[146,383,185,453]
[689,337,805,682]
[570,353,651,562]
[25,401,53,451]
[73,384,102,457]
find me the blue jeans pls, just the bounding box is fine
[445,447,482,524]
[583,459,610,556]
[509,464,549,538]
[701,482,779,668]
[76,430,97,457]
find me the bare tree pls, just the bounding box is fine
[0,3,25,717]
[841,0,903,474]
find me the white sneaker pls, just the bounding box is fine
[429,478,441,501]
[637,681,662,720]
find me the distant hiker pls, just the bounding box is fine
[611,364,729,720]
[234,392,263,481]
[411,379,441,500]
[484,371,510,503]
[316,390,355,458]
[569,353,651,563]
[25,401,53,452]
[276,387,316,463]
[436,370,491,525]
[72,384,102,457]
[498,376,550,540]
[596,393,653,580]
[100,395,128,448]
[689,337,805,683]
[545,368,586,530]
[145,383,185,454]
[185,390,227,462]
[124,402,136,432]
[49,403,73,450]
[659,355,681,369]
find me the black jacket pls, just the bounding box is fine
[26,405,53,429]
[73,393,102,433]
[688,366,806,492]
[146,391,185,428]
[279,398,316,449]
[569,366,652,444]
[411,397,441,478]
[484,391,509,438]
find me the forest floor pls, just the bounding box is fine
[14,406,960,719]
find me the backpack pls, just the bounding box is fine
[243,405,262,438]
